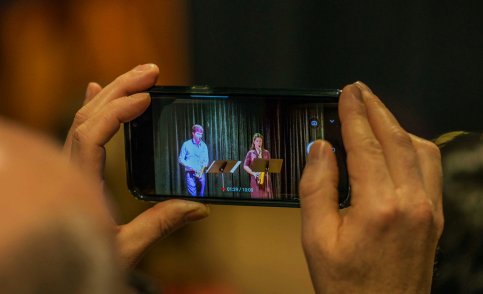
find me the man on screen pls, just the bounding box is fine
[178,124,209,196]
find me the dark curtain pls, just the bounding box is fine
[153,98,326,199]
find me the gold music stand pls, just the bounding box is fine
[250,158,283,189]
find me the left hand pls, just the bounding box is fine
[64,64,210,268]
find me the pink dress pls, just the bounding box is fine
[244,149,273,199]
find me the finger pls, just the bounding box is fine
[339,83,393,204]
[65,64,157,157]
[64,82,104,155]
[71,93,150,176]
[83,82,103,105]
[116,200,210,268]
[410,135,444,238]
[410,134,443,213]
[87,63,159,114]
[355,82,423,191]
[300,140,340,244]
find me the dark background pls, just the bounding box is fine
[190,0,483,139]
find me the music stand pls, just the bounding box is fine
[250,158,283,190]
[267,159,283,174]
[206,160,242,190]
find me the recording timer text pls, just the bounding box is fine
[225,186,253,193]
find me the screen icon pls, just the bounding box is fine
[309,117,319,128]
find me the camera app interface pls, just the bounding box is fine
[152,94,340,202]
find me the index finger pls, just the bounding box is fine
[339,83,394,206]
[80,63,159,116]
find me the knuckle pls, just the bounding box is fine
[299,174,315,197]
[113,72,133,89]
[399,196,442,238]
[111,95,130,108]
[299,165,322,197]
[410,199,434,222]
[413,136,441,160]
[156,217,176,238]
[389,127,412,148]
[364,94,383,107]
[150,203,186,238]
[112,74,125,86]
[434,212,444,237]
[100,109,115,125]
[372,199,401,226]
[359,136,383,157]
[422,140,441,160]
[72,124,89,145]
[73,108,89,126]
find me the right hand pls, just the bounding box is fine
[299,82,443,293]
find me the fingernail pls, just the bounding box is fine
[309,140,326,161]
[133,63,155,72]
[184,204,210,222]
[130,93,150,100]
[354,81,373,93]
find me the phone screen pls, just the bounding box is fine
[125,87,349,207]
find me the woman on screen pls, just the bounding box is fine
[243,133,273,199]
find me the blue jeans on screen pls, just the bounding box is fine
[185,172,205,197]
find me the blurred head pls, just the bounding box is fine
[0,118,123,293]
[251,133,264,150]
[432,131,483,293]
[192,124,203,142]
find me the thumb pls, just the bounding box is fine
[299,140,340,247]
[116,199,210,268]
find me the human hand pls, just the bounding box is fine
[64,64,210,268]
[299,82,443,293]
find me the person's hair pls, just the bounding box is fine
[192,124,203,133]
[432,131,483,293]
[250,133,264,150]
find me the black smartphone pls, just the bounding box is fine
[124,86,349,208]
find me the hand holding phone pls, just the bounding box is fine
[64,64,210,268]
[300,82,443,293]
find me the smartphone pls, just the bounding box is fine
[124,86,349,208]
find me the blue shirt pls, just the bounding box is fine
[178,139,209,172]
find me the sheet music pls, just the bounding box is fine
[230,161,242,173]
